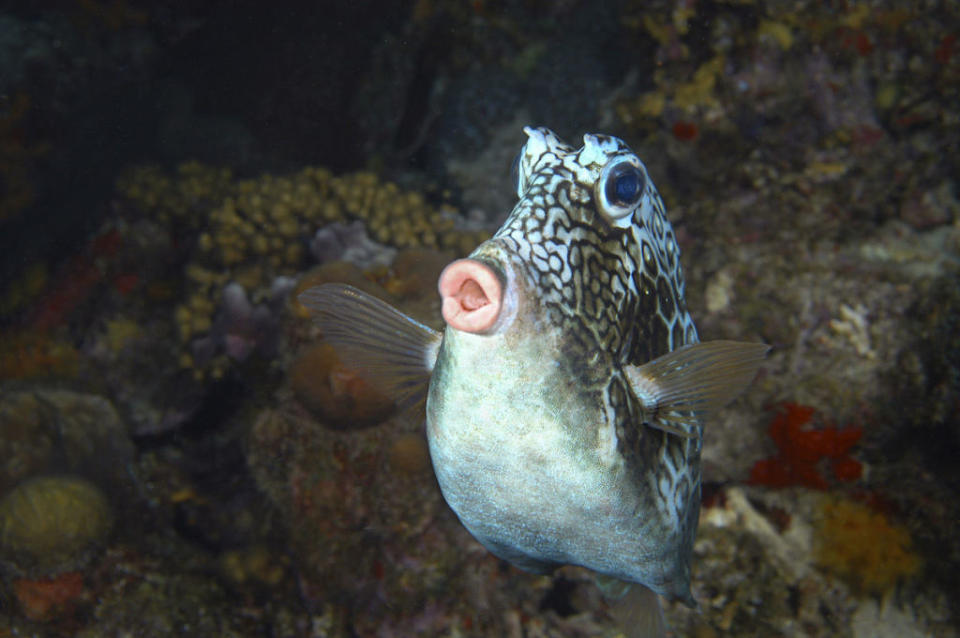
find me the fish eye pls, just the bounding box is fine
[606,162,644,207]
[611,169,641,203]
[596,157,646,224]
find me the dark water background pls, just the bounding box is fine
[0,1,957,636]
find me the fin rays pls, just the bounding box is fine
[298,284,442,411]
[601,581,667,638]
[625,340,770,437]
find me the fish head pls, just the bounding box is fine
[438,126,696,366]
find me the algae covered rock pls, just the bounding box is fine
[247,407,465,624]
[0,475,113,577]
[0,387,135,493]
[77,570,247,638]
[0,389,55,493]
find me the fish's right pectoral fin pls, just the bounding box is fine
[625,340,770,437]
[602,582,667,638]
[298,283,442,411]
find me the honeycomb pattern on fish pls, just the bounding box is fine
[492,131,697,363]
[484,128,701,534]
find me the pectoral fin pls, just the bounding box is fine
[624,340,770,438]
[597,578,667,638]
[298,283,442,411]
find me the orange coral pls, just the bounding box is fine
[13,571,88,622]
[0,227,130,379]
[814,497,921,595]
[748,403,863,490]
[671,120,699,141]
[22,226,126,333]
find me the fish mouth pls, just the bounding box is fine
[438,257,509,334]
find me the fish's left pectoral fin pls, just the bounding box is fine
[625,340,770,436]
[298,283,443,412]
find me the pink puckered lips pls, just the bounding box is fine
[438,258,503,334]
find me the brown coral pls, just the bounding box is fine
[288,342,394,429]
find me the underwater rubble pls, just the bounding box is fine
[0,0,958,636]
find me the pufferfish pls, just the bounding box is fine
[300,127,768,636]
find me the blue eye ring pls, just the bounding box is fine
[596,156,646,224]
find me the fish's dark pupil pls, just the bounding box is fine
[616,174,639,201]
[606,164,644,206]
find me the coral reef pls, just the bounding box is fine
[246,405,620,636]
[75,564,248,638]
[0,224,128,338]
[849,272,960,601]
[218,545,286,591]
[0,261,46,319]
[309,220,397,270]
[0,329,79,381]
[116,162,235,231]
[290,260,392,320]
[748,403,863,490]
[116,160,487,379]
[13,570,89,623]
[0,475,113,578]
[182,280,288,377]
[667,486,951,636]
[288,341,395,428]
[0,1,957,635]
[670,488,819,635]
[0,388,135,495]
[246,406,459,622]
[814,496,921,595]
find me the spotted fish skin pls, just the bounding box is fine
[430,128,701,602]
[495,128,696,361]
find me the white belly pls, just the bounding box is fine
[424,328,661,581]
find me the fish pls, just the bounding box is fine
[299,127,768,636]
